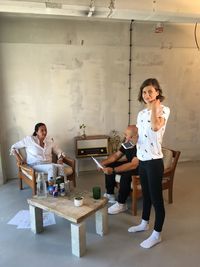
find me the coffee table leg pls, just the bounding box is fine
[71,222,86,257]
[29,205,43,234]
[95,206,108,236]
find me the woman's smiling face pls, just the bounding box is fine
[36,125,47,140]
[142,85,159,104]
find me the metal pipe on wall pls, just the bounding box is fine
[128,20,134,125]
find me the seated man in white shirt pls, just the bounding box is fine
[10,122,72,181]
[100,125,139,215]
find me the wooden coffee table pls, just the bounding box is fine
[27,191,108,257]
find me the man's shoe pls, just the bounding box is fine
[103,193,116,203]
[108,202,128,214]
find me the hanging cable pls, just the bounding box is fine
[128,20,134,125]
[194,22,200,51]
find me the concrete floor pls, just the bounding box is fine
[0,161,199,267]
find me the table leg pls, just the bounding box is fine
[29,205,43,234]
[71,222,86,257]
[95,206,108,236]
[76,159,79,177]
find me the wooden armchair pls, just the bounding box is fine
[131,148,181,216]
[16,149,76,196]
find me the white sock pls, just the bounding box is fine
[151,230,160,239]
[140,230,162,249]
[128,219,149,233]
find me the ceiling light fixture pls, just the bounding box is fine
[107,0,115,18]
[88,0,95,17]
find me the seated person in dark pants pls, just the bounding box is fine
[100,125,139,215]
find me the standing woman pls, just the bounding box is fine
[128,78,170,248]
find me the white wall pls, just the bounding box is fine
[0,16,200,180]
[132,22,200,161]
[0,16,132,179]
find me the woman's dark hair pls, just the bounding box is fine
[33,123,46,136]
[138,78,165,103]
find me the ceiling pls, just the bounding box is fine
[0,0,200,23]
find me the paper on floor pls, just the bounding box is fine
[8,210,56,229]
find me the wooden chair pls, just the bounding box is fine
[131,148,181,216]
[16,150,76,195]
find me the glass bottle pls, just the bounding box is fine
[37,172,47,198]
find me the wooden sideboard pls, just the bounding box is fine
[74,135,109,175]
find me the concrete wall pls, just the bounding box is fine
[0,16,200,180]
[132,22,200,161]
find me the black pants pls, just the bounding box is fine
[139,159,165,232]
[105,161,137,204]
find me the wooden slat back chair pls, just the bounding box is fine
[131,148,181,216]
[16,149,76,195]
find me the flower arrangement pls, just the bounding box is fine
[79,124,86,137]
[109,130,123,153]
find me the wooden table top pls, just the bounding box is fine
[27,191,108,224]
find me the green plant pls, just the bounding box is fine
[109,130,123,153]
[79,124,86,136]
[74,196,83,200]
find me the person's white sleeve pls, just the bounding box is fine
[136,112,141,128]
[161,106,170,122]
[10,136,29,155]
[52,139,65,158]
